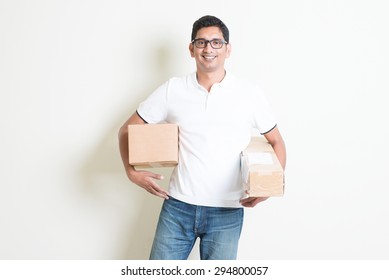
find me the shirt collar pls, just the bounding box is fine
[191,70,232,90]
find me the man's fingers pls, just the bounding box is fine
[149,172,164,180]
[241,199,255,208]
[128,169,169,199]
[240,197,269,208]
[146,178,169,199]
[240,198,254,207]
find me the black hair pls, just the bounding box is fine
[191,15,229,43]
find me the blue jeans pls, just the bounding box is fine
[149,197,244,260]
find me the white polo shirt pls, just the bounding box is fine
[137,72,277,207]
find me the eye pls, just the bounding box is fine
[211,40,222,47]
[197,40,205,46]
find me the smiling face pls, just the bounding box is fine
[189,26,231,74]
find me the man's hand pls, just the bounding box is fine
[127,169,169,199]
[240,196,269,208]
[118,112,169,199]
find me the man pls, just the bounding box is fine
[118,15,286,260]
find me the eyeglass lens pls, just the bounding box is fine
[194,39,225,49]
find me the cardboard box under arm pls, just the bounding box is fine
[241,136,284,197]
[128,123,178,168]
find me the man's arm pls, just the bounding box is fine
[240,126,286,207]
[118,112,169,199]
[263,126,286,170]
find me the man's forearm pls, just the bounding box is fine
[263,127,286,170]
[118,126,131,170]
[273,140,286,170]
[118,112,146,175]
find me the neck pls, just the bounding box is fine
[196,69,226,92]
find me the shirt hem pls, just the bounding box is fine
[169,191,244,208]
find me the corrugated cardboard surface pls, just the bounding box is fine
[128,123,178,168]
[241,137,284,197]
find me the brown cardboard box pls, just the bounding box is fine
[128,123,178,168]
[241,136,284,197]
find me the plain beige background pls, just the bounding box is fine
[1,0,388,259]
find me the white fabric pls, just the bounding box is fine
[137,72,277,207]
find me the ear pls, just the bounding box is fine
[189,42,195,57]
[226,43,232,58]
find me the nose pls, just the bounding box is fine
[203,41,213,52]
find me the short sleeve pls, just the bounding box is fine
[252,86,277,134]
[137,81,169,124]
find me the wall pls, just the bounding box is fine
[0,0,388,259]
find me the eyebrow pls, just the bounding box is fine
[194,37,223,40]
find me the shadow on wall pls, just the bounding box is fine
[79,99,175,259]
[79,42,180,259]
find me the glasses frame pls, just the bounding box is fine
[191,38,228,49]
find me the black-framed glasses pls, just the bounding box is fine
[191,38,228,49]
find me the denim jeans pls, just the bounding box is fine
[149,197,244,260]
